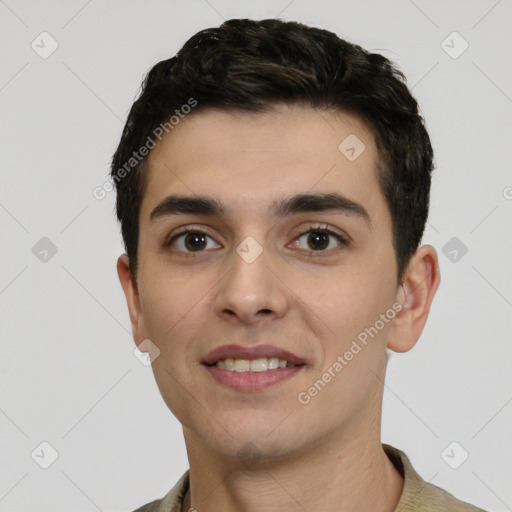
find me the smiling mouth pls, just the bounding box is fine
[204,357,305,373]
[202,359,305,391]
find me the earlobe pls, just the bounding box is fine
[116,254,148,351]
[387,245,441,353]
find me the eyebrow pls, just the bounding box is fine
[149,192,372,228]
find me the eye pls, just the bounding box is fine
[166,229,220,252]
[292,225,348,252]
[165,224,348,254]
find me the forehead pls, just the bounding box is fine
[140,105,383,223]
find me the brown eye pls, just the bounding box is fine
[167,230,220,252]
[183,232,207,251]
[307,231,330,250]
[294,228,347,252]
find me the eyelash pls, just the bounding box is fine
[165,224,348,255]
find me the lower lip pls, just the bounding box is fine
[202,364,305,391]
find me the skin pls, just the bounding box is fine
[117,104,440,512]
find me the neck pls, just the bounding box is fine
[181,423,404,512]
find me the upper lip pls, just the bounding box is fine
[202,344,305,366]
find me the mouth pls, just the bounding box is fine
[201,344,306,391]
[204,357,304,372]
[201,343,306,369]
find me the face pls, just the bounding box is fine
[119,104,414,462]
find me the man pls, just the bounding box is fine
[112,18,487,512]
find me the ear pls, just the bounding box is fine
[387,244,441,353]
[116,254,149,352]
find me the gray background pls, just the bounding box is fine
[1,0,511,510]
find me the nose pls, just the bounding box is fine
[212,241,290,325]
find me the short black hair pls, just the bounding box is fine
[111,18,434,284]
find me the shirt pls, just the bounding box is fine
[131,444,488,512]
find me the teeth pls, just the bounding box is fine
[214,357,297,372]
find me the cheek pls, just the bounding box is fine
[139,269,212,347]
[139,271,212,418]
[295,263,397,360]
